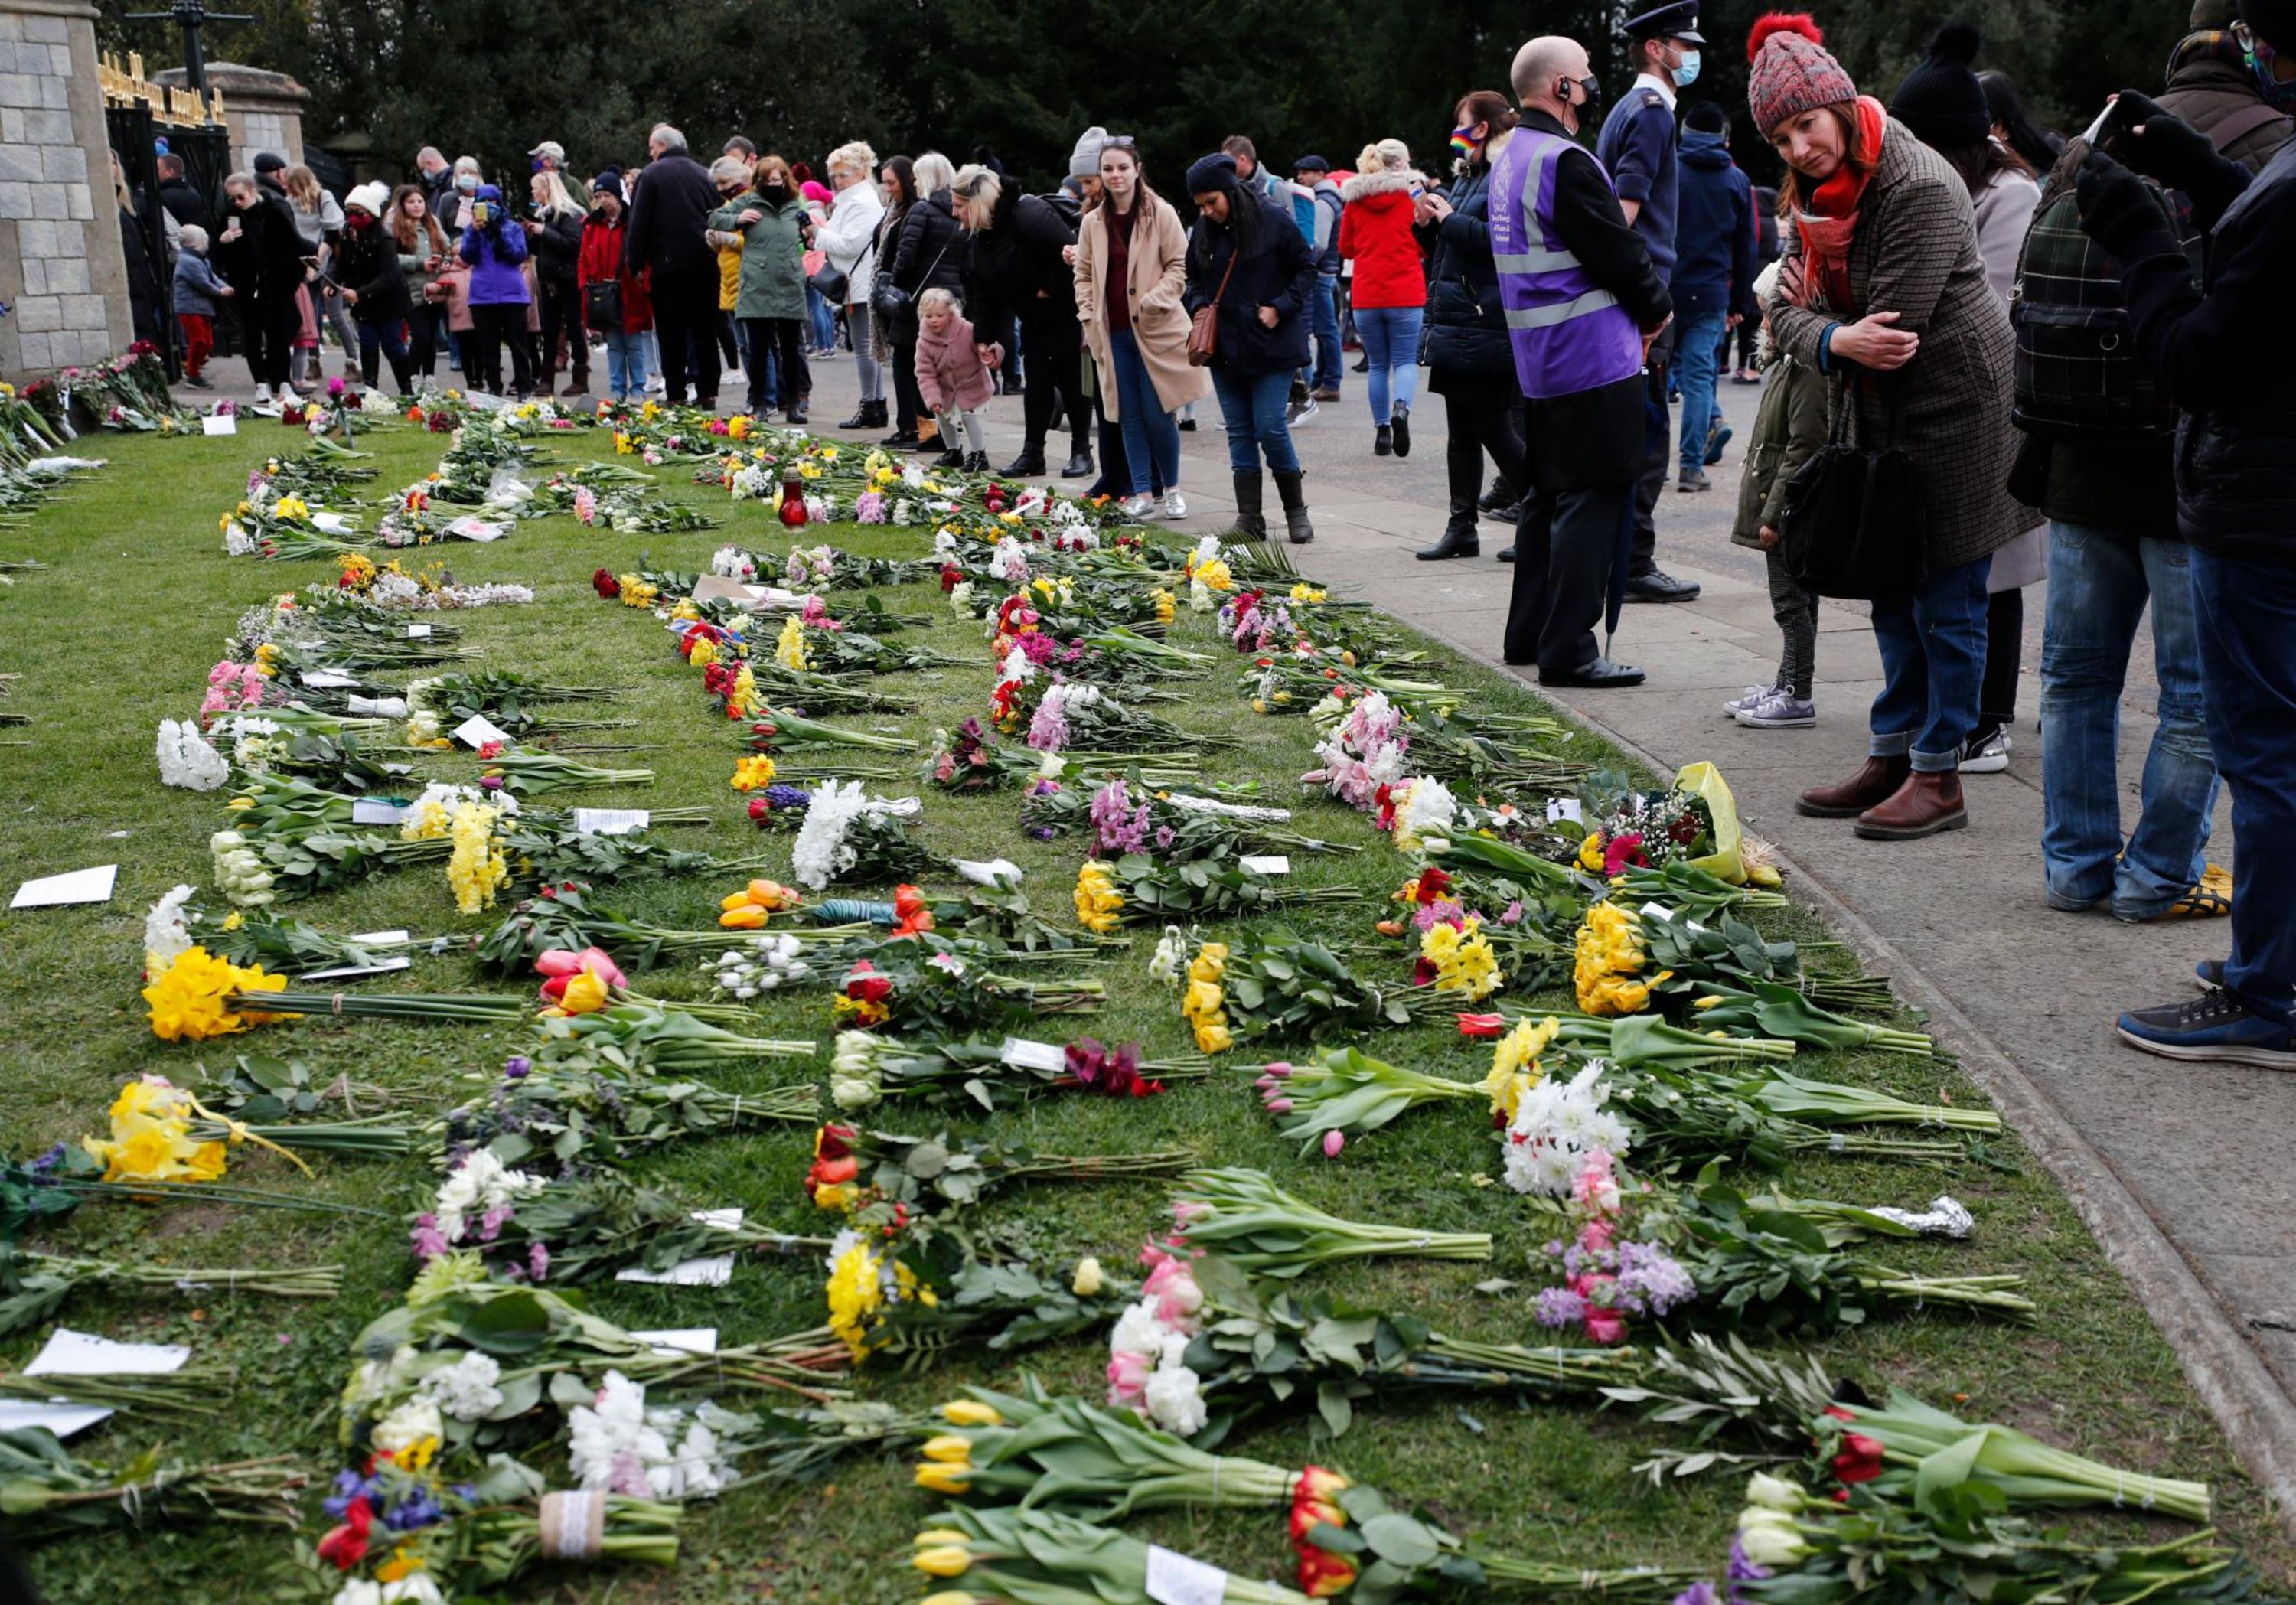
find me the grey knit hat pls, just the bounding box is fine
[1068,126,1109,179]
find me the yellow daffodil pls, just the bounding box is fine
[731,755,777,791]
[775,614,810,672]
[1482,1015,1559,1120]
[825,1238,887,1360]
[142,946,286,1042]
[1071,860,1124,934]
[1577,833,1606,872]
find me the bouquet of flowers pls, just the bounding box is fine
[788,781,948,889]
[802,1122,1192,1223]
[477,882,865,974]
[909,1503,1316,1605]
[1073,854,1361,933]
[924,718,1198,793]
[145,884,419,979]
[1026,681,1227,755]
[823,1226,1125,1365]
[1175,932,1435,1058]
[1026,776,1356,858]
[0,1426,305,1536]
[829,1031,1207,1112]
[438,1054,816,1173]
[1167,1166,1490,1276]
[532,1003,814,1075]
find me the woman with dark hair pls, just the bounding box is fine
[873,156,926,445]
[1978,67,2063,172]
[1894,23,2046,775]
[388,183,452,379]
[1184,151,1319,541]
[954,163,1093,478]
[1411,89,1531,561]
[1750,11,2024,841]
[328,181,416,395]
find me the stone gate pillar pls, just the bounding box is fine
[0,0,131,377]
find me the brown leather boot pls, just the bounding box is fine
[1854,770,1969,840]
[1796,755,1911,818]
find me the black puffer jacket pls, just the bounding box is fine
[333,219,412,323]
[1184,190,1316,377]
[1412,161,1511,379]
[964,184,1079,354]
[215,188,308,300]
[889,190,970,340]
[529,206,585,284]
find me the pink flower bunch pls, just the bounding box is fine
[856,491,886,524]
[799,595,844,631]
[1530,1150,1696,1345]
[574,485,598,526]
[199,660,268,719]
[1090,778,1152,855]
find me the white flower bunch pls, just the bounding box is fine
[948,579,975,615]
[1503,1062,1635,1196]
[730,464,773,501]
[370,1396,444,1457]
[144,885,196,971]
[789,780,919,891]
[405,709,445,748]
[222,522,256,556]
[567,1368,739,1499]
[932,529,958,559]
[431,1149,546,1242]
[999,641,1036,686]
[1146,925,1189,988]
[1189,578,1215,613]
[332,1575,446,1605]
[892,497,919,524]
[417,1350,504,1421]
[709,933,811,1000]
[710,543,758,580]
[1107,1252,1209,1437]
[157,718,230,791]
[987,537,1030,582]
[209,830,276,907]
[1391,776,1458,853]
[783,545,835,584]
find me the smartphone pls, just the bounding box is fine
[2082,93,2123,148]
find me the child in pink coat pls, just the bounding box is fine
[912,288,992,472]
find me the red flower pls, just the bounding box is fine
[939,562,964,592]
[478,741,504,760]
[844,962,893,1004]
[815,1124,856,1162]
[748,796,771,823]
[1457,1013,1507,1037]
[1823,1405,1887,1485]
[892,885,935,936]
[1603,832,1650,876]
[1414,866,1453,905]
[317,1496,373,1569]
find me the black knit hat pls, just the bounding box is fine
[1684,100,1730,133]
[1890,22,1991,148]
[2239,0,2296,51]
[1183,152,1239,194]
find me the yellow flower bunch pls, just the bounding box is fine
[669,598,701,623]
[1195,557,1234,592]
[446,801,510,915]
[83,1076,228,1185]
[1150,587,1176,626]
[1578,833,1606,873]
[1183,941,1234,1053]
[617,575,657,608]
[1575,901,1657,1016]
[1290,582,1329,604]
[775,614,810,672]
[271,494,310,521]
[688,634,720,668]
[824,1235,934,1361]
[1422,918,1502,1002]
[725,661,762,719]
[1482,1015,1561,1121]
[728,414,752,440]
[731,755,777,791]
[612,430,634,455]
[142,945,289,1042]
[1073,860,1124,934]
[252,642,282,677]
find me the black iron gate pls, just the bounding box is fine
[106,106,236,376]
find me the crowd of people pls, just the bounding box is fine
[138,0,2296,1066]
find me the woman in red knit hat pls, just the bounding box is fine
[1748,11,2025,843]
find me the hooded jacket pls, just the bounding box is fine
[334,214,413,323]
[709,186,810,320]
[1291,176,1343,275]
[457,185,533,305]
[963,182,1080,356]
[1337,168,1427,308]
[1670,129,1754,318]
[889,190,970,340]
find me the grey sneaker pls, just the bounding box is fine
[1959,729,2011,773]
[1737,688,1817,729]
[1721,683,1775,719]
[1676,467,1711,492]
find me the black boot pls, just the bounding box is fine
[839,402,871,429]
[1417,517,1479,561]
[1001,447,1048,477]
[1274,469,1313,544]
[962,449,991,474]
[1061,449,1094,478]
[933,447,965,470]
[1232,471,1267,540]
[1479,476,1516,513]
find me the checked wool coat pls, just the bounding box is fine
[1769,115,2025,572]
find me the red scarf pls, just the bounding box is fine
[1793,96,1887,314]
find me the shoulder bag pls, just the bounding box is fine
[871,237,946,326]
[1187,246,1238,367]
[1779,377,1930,599]
[810,233,872,305]
[582,276,623,331]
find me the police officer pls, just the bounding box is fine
[1597,0,1706,605]
[1497,34,1674,687]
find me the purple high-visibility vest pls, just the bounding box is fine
[1490,126,1642,400]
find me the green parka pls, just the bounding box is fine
[707,189,810,321]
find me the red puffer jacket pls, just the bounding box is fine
[577,213,653,333]
[1338,168,1429,309]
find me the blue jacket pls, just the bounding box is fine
[173,248,228,317]
[1670,129,1753,318]
[1596,82,1679,279]
[1290,178,1343,276]
[457,184,532,306]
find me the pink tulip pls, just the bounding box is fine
[1107,1350,1150,1402]
[534,948,585,978]
[1265,1097,1293,1114]
[1263,1061,1292,1078]
[1322,1130,1345,1159]
[576,946,628,988]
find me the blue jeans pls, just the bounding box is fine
[1674,306,1727,475]
[1308,277,1342,393]
[2040,521,2217,917]
[605,328,651,400]
[1867,555,1990,772]
[806,283,836,350]
[354,318,410,391]
[1354,304,1422,422]
[2191,546,2296,1024]
[1209,367,1301,475]
[1109,328,1179,494]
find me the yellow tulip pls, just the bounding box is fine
[919,1594,980,1605]
[1071,1255,1104,1297]
[559,970,612,1015]
[919,1434,974,1465]
[914,1528,970,1547]
[941,1399,1003,1427]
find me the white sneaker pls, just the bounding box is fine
[1163,490,1188,520]
[1736,688,1817,729]
[1959,729,2011,773]
[1117,493,1156,518]
[1722,683,1775,719]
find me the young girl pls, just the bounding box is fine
[1727,256,1827,729]
[912,287,992,472]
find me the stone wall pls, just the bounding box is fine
[0,0,129,375]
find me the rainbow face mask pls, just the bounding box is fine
[1450,125,1481,162]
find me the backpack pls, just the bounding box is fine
[2010,108,2281,441]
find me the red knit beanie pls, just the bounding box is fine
[1746,13,1860,135]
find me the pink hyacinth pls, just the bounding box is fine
[528,1242,550,1281]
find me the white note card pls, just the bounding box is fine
[350,799,410,825]
[446,516,504,541]
[631,1328,719,1358]
[452,713,511,748]
[0,1401,113,1437]
[11,865,116,909]
[954,857,1022,886]
[1547,798,1584,824]
[201,414,236,436]
[1000,1037,1068,1074]
[406,623,433,638]
[615,1210,743,1287]
[301,955,412,982]
[1240,854,1290,876]
[26,1329,191,1376]
[572,808,650,837]
[311,512,354,535]
[1144,1545,1228,1605]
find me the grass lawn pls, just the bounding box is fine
[0,414,2284,1603]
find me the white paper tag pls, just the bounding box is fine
[25,1329,190,1377]
[11,866,117,908]
[346,695,407,717]
[301,955,413,981]
[201,414,236,436]
[1239,854,1290,876]
[572,807,650,837]
[615,1210,742,1287]
[630,1327,719,1358]
[0,1401,113,1437]
[954,857,1022,886]
[348,930,409,946]
[351,799,410,825]
[445,515,504,542]
[1639,901,1709,937]
[1547,798,1584,824]
[406,623,433,638]
[1144,1545,1228,1605]
[311,511,354,535]
[452,713,512,749]
[301,670,360,689]
[1000,1037,1068,1074]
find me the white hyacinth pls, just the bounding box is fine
[156,718,230,791]
[143,885,197,970]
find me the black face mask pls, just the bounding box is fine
[761,184,789,201]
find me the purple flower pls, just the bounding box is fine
[325,1469,379,1518]
[1541,1238,1565,1258]
[1532,1286,1587,1328]
[1672,1584,1719,1605]
[478,1203,514,1242]
[503,1055,532,1079]
[529,1241,550,1280]
[1090,781,1148,854]
[1727,1536,1773,1605]
[1501,900,1525,925]
[383,1486,446,1531]
[762,784,812,808]
[1616,1240,1698,1316]
[1027,696,1071,753]
[409,1213,449,1260]
[479,774,504,792]
[25,1142,66,1177]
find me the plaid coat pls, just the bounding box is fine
[1769,118,2024,571]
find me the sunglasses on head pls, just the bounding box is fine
[1103,135,1140,152]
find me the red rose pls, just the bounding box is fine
[317,1496,372,1569]
[748,797,770,822]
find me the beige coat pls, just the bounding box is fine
[1072,193,1210,418]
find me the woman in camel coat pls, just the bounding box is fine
[1072,138,1208,518]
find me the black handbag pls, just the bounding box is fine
[872,242,947,326]
[582,276,623,331]
[1779,377,1930,600]
[809,235,872,305]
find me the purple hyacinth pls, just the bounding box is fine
[503,1055,532,1079]
[1028,695,1070,753]
[1532,1285,1588,1329]
[1091,780,1148,854]
[1672,1584,1720,1605]
[325,1468,380,1518]
[1616,1240,1698,1316]
[24,1141,66,1177]
[383,1485,447,1531]
[762,783,813,808]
